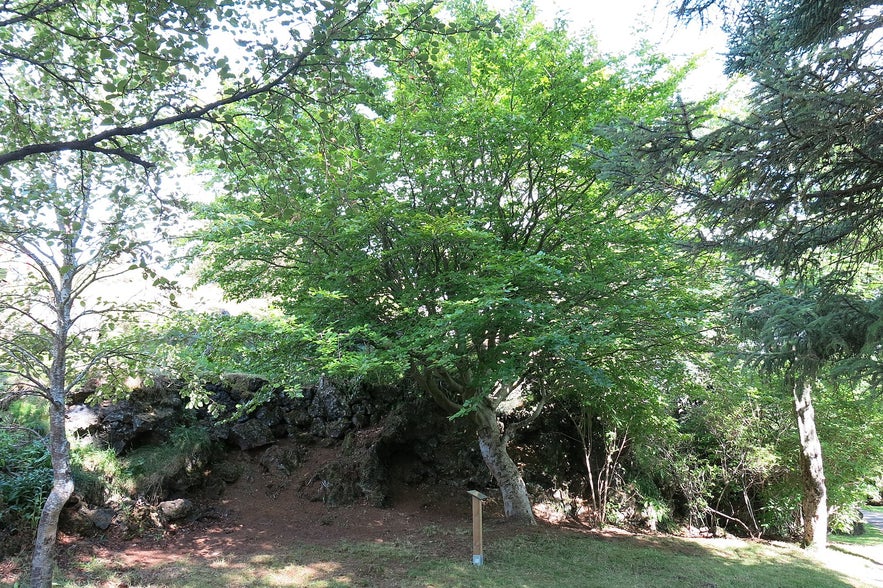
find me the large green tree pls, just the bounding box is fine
[602,0,883,549]
[730,278,882,548]
[196,1,708,524]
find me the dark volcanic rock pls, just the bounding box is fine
[159,498,193,521]
[230,419,275,450]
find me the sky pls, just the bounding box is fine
[490,0,731,98]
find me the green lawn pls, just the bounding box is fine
[16,527,878,588]
[827,505,883,582]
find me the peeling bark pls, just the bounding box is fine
[29,398,74,588]
[790,373,828,551]
[471,402,536,525]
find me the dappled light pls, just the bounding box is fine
[2,0,883,586]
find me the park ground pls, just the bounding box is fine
[2,444,882,587]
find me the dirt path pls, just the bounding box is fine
[2,438,540,586]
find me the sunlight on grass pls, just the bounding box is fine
[828,509,883,585]
[262,561,348,587]
[49,528,883,588]
[404,532,875,588]
[245,551,351,587]
[831,523,883,547]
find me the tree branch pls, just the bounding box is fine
[0,2,380,169]
[502,391,546,446]
[0,0,72,28]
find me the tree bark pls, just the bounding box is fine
[470,401,536,525]
[29,397,74,588]
[790,372,827,551]
[30,236,77,587]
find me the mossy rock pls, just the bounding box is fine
[220,373,268,397]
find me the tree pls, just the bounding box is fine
[195,1,708,524]
[0,2,461,583]
[0,152,180,586]
[600,0,883,549]
[0,0,448,170]
[730,279,883,548]
[635,0,883,274]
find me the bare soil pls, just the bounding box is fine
[3,438,882,587]
[1,438,748,586]
[1,438,547,584]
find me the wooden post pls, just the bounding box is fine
[467,490,488,565]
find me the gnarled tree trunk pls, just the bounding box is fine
[417,368,536,525]
[470,401,536,525]
[790,372,827,551]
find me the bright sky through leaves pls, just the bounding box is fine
[491,0,729,97]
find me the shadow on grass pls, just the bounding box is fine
[407,531,866,588]
[29,527,876,588]
[829,514,883,573]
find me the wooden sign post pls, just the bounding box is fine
[467,490,488,565]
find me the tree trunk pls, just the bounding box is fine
[31,265,75,588]
[30,397,74,588]
[790,373,827,551]
[471,402,536,525]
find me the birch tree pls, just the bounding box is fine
[0,153,178,586]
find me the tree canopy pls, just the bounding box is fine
[0,0,450,170]
[195,1,712,523]
[628,0,883,275]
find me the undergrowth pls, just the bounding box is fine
[2,396,213,551]
[0,398,53,552]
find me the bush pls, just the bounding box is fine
[0,398,52,553]
[756,489,802,539]
[71,424,215,501]
[0,427,52,536]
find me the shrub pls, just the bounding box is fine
[120,425,213,498]
[0,427,52,534]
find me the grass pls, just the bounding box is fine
[3,397,49,434]
[831,509,883,548]
[69,424,213,500]
[119,425,213,496]
[832,527,883,548]
[406,533,874,588]
[828,505,883,577]
[11,527,876,588]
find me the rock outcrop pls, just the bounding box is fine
[62,373,489,535]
